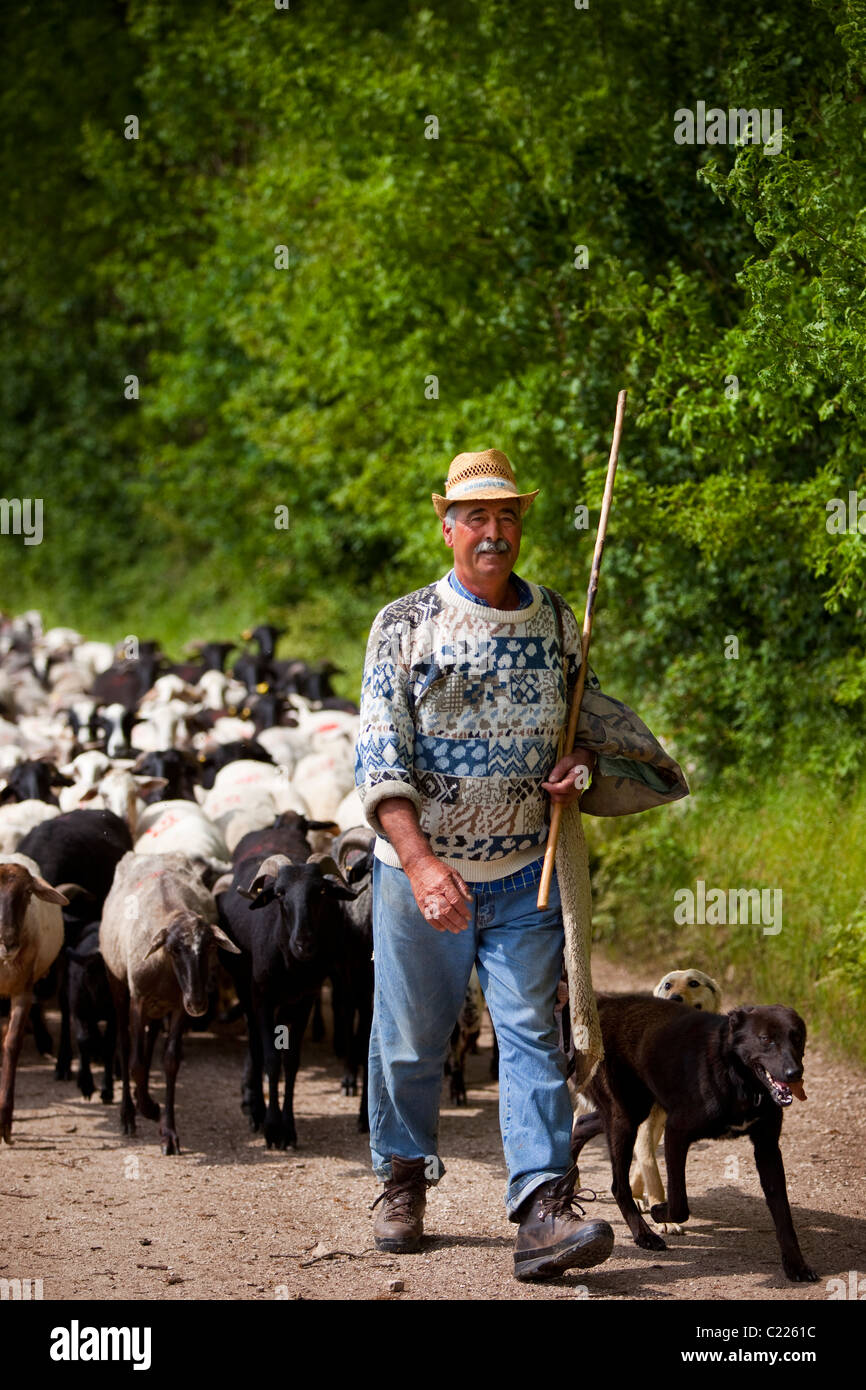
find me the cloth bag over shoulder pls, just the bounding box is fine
[538,586,689,1089]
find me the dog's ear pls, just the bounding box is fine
[726,1006,755,1036]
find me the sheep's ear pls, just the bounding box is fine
[134,777,168,797]
[309,852,358,900]
[144,926,171,959]
[31,877,69,906]
[324,878,357,901]
[54,882,96,903]
[239,873,270,900]
[247,886,276,910]
[209,923,241,954]
[242,855,291,900]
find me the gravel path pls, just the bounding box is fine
[1,952,863,1302]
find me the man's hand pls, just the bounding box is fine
[376,797,473,933]
[405,852,473,934]
[541,747,597,806]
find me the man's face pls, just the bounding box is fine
[442,498,522,584]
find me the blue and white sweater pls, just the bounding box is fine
[354,570,597,881]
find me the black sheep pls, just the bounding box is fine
[217,850,355,1149]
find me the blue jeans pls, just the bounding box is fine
[368,856,574,1218]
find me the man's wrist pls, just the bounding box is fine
[402,846,436,874]
[376,796,435,873]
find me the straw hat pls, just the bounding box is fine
[432,449,539,521]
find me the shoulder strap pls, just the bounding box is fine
[541,586,569,760]
[541,584,565,656]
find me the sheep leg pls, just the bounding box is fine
[281,996,314,1149]
[332,976,349,1061]
[341,991,360,1097]
[0,993,30,1143]
[100,1009,116,1105]
[145,1019,161,1069]
[242,1039,265,1131]
[55,959,73,1081]
[76,1018,96,1100]
[232,970,264,1128]
[259,998,284,1150]
[109,975,135,1135]
[131,1000,160,1122]
[311,988,326,1043]
[159,1008,185,1155]
[29,1000,53,1056]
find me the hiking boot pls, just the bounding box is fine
[370,1155,428,1253]
[514,1168,614,1281]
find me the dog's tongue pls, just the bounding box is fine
[789,1079,807,1101]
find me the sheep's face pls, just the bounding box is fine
[162,914,214,1017]
[0,864,66,959]
[246,861,355,965]
[0,866,33,957]
[144,911,240,1016]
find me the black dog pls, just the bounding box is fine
[571,994,816,1282]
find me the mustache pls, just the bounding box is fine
[475,538,512,554]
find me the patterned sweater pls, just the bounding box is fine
[354,570,596,881]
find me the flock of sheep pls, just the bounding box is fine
[0,609,375,1155]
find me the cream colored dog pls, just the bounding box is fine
[630,968,722,1231]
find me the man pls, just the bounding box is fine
[354,448,687,1281]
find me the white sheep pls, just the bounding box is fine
[99,851,239,1153]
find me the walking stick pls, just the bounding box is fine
[537,389,627,909]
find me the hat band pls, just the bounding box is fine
[447,475,517,499]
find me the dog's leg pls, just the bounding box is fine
[631,1108,658,1204]
[630,1155,645,1202]
[607,1105,667,1251]
[570,1108,603,1167]
[651,1125,691,1227]
[750,1120,817,1283]
[635,1104,683,1229]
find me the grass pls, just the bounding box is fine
[0,565,374,705]
[585,768,866,1068]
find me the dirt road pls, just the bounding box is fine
[2,953,863,1302]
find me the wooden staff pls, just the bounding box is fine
[537,389,627,909]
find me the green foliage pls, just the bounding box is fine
[1,0,865,735]
[817,907,866,1061]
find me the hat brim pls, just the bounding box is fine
[432,489,539,521]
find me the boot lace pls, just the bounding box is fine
[370,1176,426,1223]
[538,1164,599,1222]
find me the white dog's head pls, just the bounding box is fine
[654,968,721,1012]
